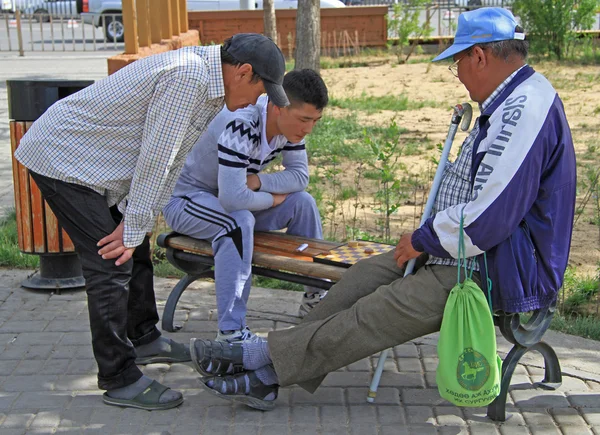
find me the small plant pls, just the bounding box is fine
[364,120,408,242]
[386,0,433,64]
[348,162,366,241]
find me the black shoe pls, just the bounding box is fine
[190,338,245,377]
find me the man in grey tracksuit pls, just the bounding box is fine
[163,69,329,343]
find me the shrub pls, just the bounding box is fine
[513,0,599,59]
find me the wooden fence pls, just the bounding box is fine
[188,6,388,52]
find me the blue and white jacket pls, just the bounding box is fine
[412,66,576,313]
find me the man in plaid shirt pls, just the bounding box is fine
[15,34,288,410]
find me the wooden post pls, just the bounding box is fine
[170,0,180,36]
[160,0,173,40]
[178,0,188,33]
[15,10,24,57]
[149,0,162,43]
[122,0,139,54]
[136,0,151,48]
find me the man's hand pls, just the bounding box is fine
[97,221,135,266]
[271,193,288,207]
[394,232,421,268]
[246,174,261,191]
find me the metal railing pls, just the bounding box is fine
[1,11,124,53]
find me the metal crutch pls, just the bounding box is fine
[366,102,474,403]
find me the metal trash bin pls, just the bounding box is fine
[8,79,94,292]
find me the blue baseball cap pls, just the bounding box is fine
[432,7,525,62]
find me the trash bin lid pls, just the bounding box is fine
[7,79,95,121]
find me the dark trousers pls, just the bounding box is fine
[30,171,161,390]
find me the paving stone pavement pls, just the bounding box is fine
[0,269,599,435]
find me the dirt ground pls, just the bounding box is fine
[317,58,600,277]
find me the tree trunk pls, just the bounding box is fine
[294,0,320,72]
[263,0,277,44]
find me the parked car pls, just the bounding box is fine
[454,0,482,10]
[24,0,77,22]
[79,0,345,42]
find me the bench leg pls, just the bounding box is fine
[532,341,562,390]
[487,341,562,422]
[161,268,214,332]
[487,344,526,421]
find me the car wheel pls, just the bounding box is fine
[103,15,124,42]
[34,8,50,23]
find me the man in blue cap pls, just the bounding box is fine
[187,8,576,410]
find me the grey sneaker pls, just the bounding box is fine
[215,326,263,343]
[298,289,328,318]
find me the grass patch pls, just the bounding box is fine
[285,56,384,72]
[153,260,185,279]
[252,276,303,292]
[559,267,599,317]
[0,211,40,269]
[550,313,600,340]
[329,93,440,114]
[320,58,371,69]
[307,114,407,160]
[545,267,600,340]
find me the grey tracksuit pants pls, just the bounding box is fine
[163,191,322,332]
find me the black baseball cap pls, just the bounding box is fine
[225,33,289,107]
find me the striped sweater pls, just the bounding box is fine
[172,95,309,212]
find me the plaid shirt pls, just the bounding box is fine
[426,67,524,270]
[15,46,225,248]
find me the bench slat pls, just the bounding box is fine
[165,235,345,282]
[254,231,343,257]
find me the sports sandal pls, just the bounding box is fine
[135,338,191,365]
[190,338,245,377]
[198,371,278,411]
[102,380,183,410]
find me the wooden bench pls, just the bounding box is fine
[157,231,346,333]
[158,231,562,422]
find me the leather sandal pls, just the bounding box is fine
[190,338,245,377]
[135,338,191,365]
[102,380,183,410]
[198,371,278,411]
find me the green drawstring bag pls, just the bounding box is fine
[436,212,502,407]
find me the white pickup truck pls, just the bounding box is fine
[78,0,345,42]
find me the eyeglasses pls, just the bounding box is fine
[448,53,469,77]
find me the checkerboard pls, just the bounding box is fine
[313,241,394,268]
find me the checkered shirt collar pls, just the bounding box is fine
[205,45,225,100]
[479,65,526,113]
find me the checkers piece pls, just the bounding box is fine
[313,241,393,268]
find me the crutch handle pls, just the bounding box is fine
[452,102,473,131]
